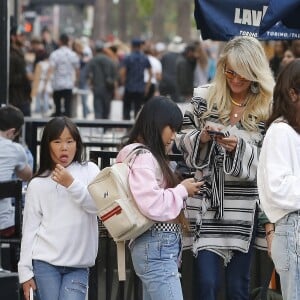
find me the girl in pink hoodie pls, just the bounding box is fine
[116,96,202,300]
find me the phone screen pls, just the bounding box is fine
[195,174,210,182]
[207,130,225,137]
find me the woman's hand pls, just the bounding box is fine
[200,128,212,144]
[22,278,36,300]
[266,231,274,257]
[265,224,275,257]
[200,125,224,144]
[216,135,238,153]
[180,178,204,197]
[51,164,74,187]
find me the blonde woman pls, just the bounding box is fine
[176,36,275,300]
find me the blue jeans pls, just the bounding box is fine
[33,260,89,300]
[272,212,300,300]
[35,92,50,115]
[93,89,111,119]
[129,228,183,300]
[80,92,90,118]
[195,249,253,300]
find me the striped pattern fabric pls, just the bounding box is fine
[176,85,267,259]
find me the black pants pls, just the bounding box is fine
[144,83,156,102]
[53,89,73,117]
[122,90,144,120]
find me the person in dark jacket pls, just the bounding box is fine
[86,40,118,119]
[176,44,197,103]
[9,26,32,117]
[119,38,152,120]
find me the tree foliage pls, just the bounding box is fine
[89,0,195,42]
[135,0,154,17]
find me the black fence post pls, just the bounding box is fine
[0,0,9,106]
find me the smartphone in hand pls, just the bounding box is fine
[30,287,34,300]
[195,174,210,182]
[206,130,225,137]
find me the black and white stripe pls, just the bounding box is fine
[176,85,267,256]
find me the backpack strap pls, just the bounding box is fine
[124,145,149,165]
[116,145,150,281]
[116,241,126,281]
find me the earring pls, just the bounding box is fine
[250,82,260,94]
[289,88,298,103]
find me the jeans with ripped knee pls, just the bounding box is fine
[129,227,183,300]
[33,259,89,300]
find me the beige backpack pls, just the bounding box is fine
[88,147,154,280]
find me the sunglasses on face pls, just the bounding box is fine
[293,87,300,94]
[223,68,248,82]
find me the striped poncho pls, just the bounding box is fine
[175,85,266,263]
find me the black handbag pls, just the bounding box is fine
[251,259,282,300]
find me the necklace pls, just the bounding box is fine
[231,106,245,118]
[231,98,246,107]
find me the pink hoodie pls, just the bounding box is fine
[116,143,188,222]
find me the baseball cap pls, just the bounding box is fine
[95,40,105,51]
[131,38,143,47]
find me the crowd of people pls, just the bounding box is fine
[2,25,300,300]
[9,26,221,121]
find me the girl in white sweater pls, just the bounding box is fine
[258,59,300,300]
[18,117,99,300]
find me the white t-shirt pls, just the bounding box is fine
[144,55,162,85]
[258,121,300,223]
[49,46,79,91]
[0,136,28,229]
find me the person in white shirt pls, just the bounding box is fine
[144,44,162,102]
[46,33,79,117]
[0,105,32,237]
[18,116,99,300]
[257,58,300,300]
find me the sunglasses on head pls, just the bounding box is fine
[223,67,248,82]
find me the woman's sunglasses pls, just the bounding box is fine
[293,87,300,94]
[223,68,248,82]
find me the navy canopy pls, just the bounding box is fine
[194,0,300,41]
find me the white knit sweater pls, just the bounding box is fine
[18,161,100,283]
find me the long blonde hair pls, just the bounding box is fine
[206,36,275,131]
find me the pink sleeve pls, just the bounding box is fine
[128,153,188,222]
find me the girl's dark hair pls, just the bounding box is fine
[34,117,84,178]
[266,58,300,133]
[124,96,183,187]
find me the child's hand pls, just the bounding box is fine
[22,278,36,300]
[180,178,204,197]
[51,164,74,187]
